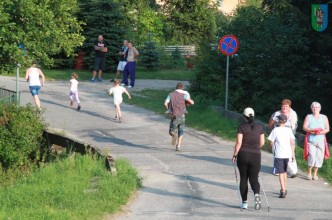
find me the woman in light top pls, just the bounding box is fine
[25,61,45,110]
[303,102,330,180]
[109,79,131,123]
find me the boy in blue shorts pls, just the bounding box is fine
[268,114,295,198]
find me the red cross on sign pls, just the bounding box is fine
[219,35,239,56]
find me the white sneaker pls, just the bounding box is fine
[254,194,261,210]
[120,83,125,86]
[241,202,248,209]
[127,85,132,88]
[176,145,181,151]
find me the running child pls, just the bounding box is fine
[69,72,81,110]
[109,79,131,123]
[268,114,295,198]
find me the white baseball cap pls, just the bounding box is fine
[243,107,254,117]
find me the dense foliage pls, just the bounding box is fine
[191,0,332,134]
[0,0,84,72]
[0,104,46,170]
[161,0,218,45]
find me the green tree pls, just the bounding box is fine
[78,0,126,72]
[0,0,84,72]
[140,39,160,69]
[115,0,165,45]
[161,0,218,45]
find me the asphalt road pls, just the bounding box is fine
[1,75,331,220]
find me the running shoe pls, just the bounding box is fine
[254,194,261,210]
[241,202,248,209]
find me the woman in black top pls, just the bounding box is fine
[232,107,265,210]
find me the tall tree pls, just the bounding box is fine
[0,0,84,72]
[161,0,218,45]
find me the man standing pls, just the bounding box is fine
[91,35,107,83]
[111,40,128,82]
[164,83,194,151]
[121,41,138,88]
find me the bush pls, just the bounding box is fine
[0,104,46,170]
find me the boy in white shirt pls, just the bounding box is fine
[268,114,295,198]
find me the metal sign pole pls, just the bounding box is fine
[16,63,20,104]
[225,55,229,110]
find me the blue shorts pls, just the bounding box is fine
[275,158,289,174]
[29,86,41,96]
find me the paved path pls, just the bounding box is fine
[1,76,332,220]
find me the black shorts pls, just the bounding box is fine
[94,56,105,71]
[275,158,289,174]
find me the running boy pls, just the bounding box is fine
[109,79,131,123]
[268,114,295,198]
[69,72,81,110]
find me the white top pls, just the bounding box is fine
[271,109,298,134]
[27,67,41,86]
[268,127,295,158]
[109,86,126,104]
[70,79,79,91]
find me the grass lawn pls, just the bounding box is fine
[0,155,141,220]
[16,67,196,81]
[126,88,332,184]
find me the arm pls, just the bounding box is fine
[260,133,265,148]
[124,89,131,99]
[232,133,243,164]
[94,44,104,50]
[303,115,316,134]
[290,138,295,161]
[185,97,194,105]
[320,116,330,135]
[268,117,275,129]
[39,69,45,86]
[164,100,169,110]
[133,48,139,58]
[25,69,30,82]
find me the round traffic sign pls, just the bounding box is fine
[219,35,239,56]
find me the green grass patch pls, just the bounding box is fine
[18,67,196,81]
[0,155,141,220]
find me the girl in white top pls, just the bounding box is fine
[109,79,131,123]
[69,72,81,110]
[25,62,45,110]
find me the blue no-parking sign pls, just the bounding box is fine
[219,35,239,56]
[219,35,239,110]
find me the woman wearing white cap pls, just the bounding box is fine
[232,107,265,210]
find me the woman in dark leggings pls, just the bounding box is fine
[232,107,265,210]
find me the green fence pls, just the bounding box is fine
[0,88,18,104]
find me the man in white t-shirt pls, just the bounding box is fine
[268,114,295,199]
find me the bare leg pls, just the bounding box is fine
[178,135,183,147]
[33,95,41,109]
[98,70,102,79]
[308,166,312,176]
[279,172,286,192]
[92,71,97,79]
[313,167,319,177]
[115,104,121,121]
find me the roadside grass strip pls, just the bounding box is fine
[0,155,141,220]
